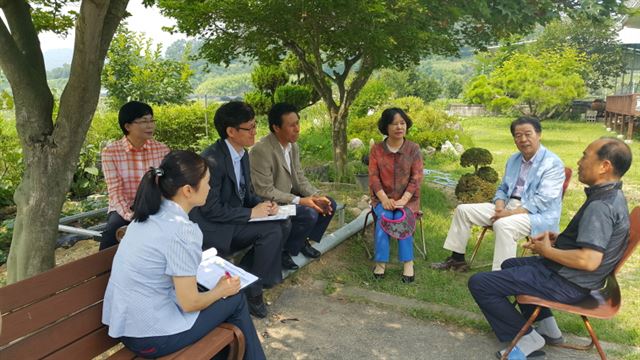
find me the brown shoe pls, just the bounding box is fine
[430,256,469,272]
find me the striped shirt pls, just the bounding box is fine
[102,137,169,220]
[102,199,204,337]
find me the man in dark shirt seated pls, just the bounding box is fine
[468,137,632,359]
[190,101,284,318]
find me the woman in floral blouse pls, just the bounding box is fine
[368,108,424,283]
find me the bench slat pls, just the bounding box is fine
[0,246,117,312]
[44,326,118,360]
[0,272,110,345]
[1,303,116,359]
[109,346,138,360]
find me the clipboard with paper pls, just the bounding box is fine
[248,204,296,222]
[197,248,258,290]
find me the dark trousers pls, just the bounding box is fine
[468,256,590,342]
[100,211,130,250]
[284,197,336,255]
[120,293,266,359]
[204,222,284,298]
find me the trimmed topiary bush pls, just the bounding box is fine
[455,174,497,203]
[460,147,493,172]
[477,166,499,183]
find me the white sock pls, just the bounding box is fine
[536,317,562,339]
[501,330,545,357]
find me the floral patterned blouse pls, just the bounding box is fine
[368,139,424,212]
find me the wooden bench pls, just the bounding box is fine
[0,246,245,359]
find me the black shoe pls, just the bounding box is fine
[401,274,415,283]
[282,253,299,270]
[430,256,469,272]
[301,241,321,258]
[247,294,268,318]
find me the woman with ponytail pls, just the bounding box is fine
[102,150,266,359]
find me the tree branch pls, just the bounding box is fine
[344,54,375,109]
[55,0,129,152]
[285,40,337,110]
[2,1,47,77]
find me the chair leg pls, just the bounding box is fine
[469,227,489,267]
[501,306,541,360]
[420,217,426,259]
[360,210,373,259]
[583,315,607,360]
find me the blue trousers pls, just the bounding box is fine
[373,203,414,263]
[284,197,337,255]
[468,256,589,342]
[121,293,266,359]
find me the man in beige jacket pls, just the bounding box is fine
[250,103,336,270]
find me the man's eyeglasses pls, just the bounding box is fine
[132,119,156,125]
[237,125,257,132]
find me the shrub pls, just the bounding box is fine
[244,90,272,115]
[350,79,393,117]
[455,174,497,203]
[152,102,219,151]
[460,147,493,172]
[274,84,314,110]
[477,166,499,183]
[0,116,23,206]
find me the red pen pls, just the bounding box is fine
[225,271,232,279]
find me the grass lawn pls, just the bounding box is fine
[321,117,640,349]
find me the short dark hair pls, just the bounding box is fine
[118,101,153,135]
[268,103,299,133]
[377,108,413,136]
[596,137,632,177]
[510,116,542,136]
[214,101,255,139]
[132,150,208,222]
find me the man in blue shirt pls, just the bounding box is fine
[432,116,565,271]
[469,137,631,359]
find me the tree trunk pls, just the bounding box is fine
[1,0,129,283]
[329,105,349,180]
[7,146,71,282]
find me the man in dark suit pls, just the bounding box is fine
[190,101,284,318]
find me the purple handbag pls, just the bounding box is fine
[379,207,416,240]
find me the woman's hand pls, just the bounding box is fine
[213,275,241,298]
[381,198,396,210]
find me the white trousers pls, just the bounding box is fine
[443,199,531,270]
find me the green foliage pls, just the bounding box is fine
[454,173,497,203]
[274,84,314,111]
[244,90,273,116]
[460,147,493,172]
[374,68,441,103]
[464,48,587,118]
[529,17,624,91]
[0,117,22,206]
[69,144,102,198]
[102,26,194,109]
[348,96,465,153]
[0,90,14,110]
[350,79,393,118]
[152,102,220,152]
[194,73,253,97]
[251,65,288,98]
[477,166,499,183]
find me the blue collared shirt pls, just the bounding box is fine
[102,199,204,337]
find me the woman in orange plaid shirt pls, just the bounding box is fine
[100,101,170,250]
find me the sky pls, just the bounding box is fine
[38,2,187,53]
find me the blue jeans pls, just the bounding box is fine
[468,256,589,342]
[120,293,265,359]
[373,203,414,263]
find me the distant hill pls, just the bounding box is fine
[43,48,73,70]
